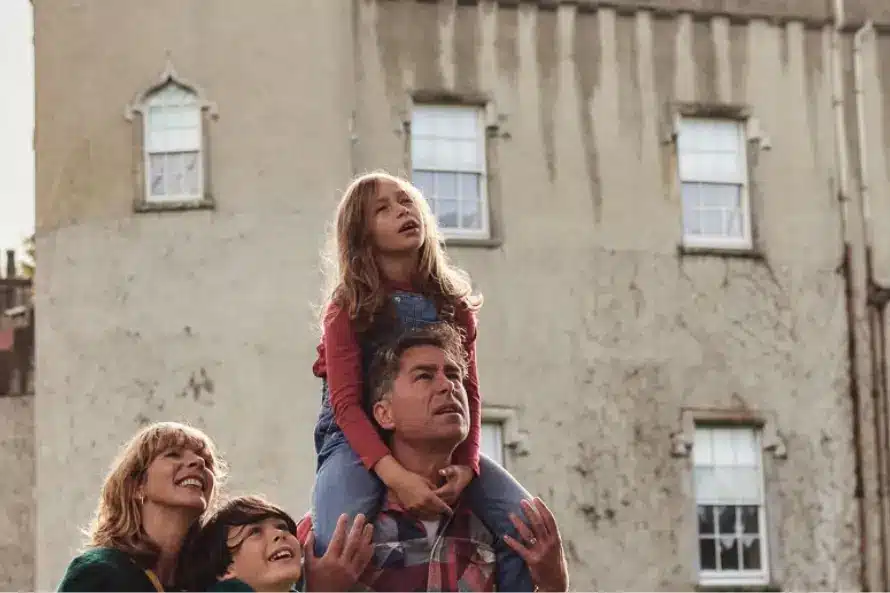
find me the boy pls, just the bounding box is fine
[180,495,373,592]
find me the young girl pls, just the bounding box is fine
[310,171,534,591]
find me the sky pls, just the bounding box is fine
[0,0,34,262]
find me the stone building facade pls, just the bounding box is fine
[20,0,890,590]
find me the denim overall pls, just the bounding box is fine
[310,291,534,592]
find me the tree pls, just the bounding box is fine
[20,234,34,279]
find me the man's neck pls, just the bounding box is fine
[390,438,454,488]
[141,503,194,584]
[377,251,419,288]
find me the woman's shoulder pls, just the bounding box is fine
[58,547,152,592]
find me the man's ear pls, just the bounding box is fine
[373,398,395,431]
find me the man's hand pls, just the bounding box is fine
[391,469,453,519]
[303,513,374,592]
[503,498,569,593]
[433,465,474,507]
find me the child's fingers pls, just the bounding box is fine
[502,534,532,563]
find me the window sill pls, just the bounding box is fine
[678,244,763,260]
[444,237,503,249]
[135,198,215,213]
[696,583,781,592]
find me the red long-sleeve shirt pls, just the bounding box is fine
[312,291,481,474]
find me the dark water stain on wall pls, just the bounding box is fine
[409,2,445,93]
[652,17,678,200]
[375,2,409,111]
[575,10,602,222]
[692,18,717,103]
[454,4,480,94]
[803,28,824,166]
[779,22,791,75]
[729,22,748,104]
[879,35,890,185]
[616,15,642,159]
[536,8,558,182]
[496,6,519,89]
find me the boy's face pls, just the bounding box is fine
[222,517,303,592]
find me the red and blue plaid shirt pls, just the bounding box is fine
[297,498,496,592]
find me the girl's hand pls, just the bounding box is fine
[433,465,474,506]
[503,498,569,592]
[391,469,453,518]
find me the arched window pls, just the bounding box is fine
[126,64,216,211]
[144,83,202,201]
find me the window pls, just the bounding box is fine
[694,426,769,586]
[678,118,752,250]
[481,421,505,466]
[411,105,489,239]
[143,82,203,203]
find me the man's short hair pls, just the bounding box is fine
[176,495,298,591]
[366,322,468,413]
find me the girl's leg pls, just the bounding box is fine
[465,454,536,592]
[310,433,384,557]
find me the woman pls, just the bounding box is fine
[58,421,226,591]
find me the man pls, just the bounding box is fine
[298,324,570,592]
[180,496,374,592]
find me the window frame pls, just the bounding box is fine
[142,85,205,205]
[125,63,218,213]
[676,114,753,252]
[693,425,770,588]
[410,103,491,241]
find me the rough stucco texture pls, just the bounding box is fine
[0,396,35,591]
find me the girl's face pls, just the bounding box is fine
[139,446,215,516]
[367,179,425,255]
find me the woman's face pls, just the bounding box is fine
[140,446,215,514]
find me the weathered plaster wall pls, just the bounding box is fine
[33,0,356,588]
[0,396,35,591]
[354,2,863,589]
[29,0,890,590]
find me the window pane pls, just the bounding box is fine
[733,429,758,465]
[149,154,166,196]
[481,422,504,466]
[682,183,702,236]
[711,429,736,465]
[412,137,437,170]
[436,172,458,201]
[693,427,713,465]
[699,537,717,570]
[166,153,184,196]
[183,152,200,196]
[742,536,762,570]
[699,209,724,236]
[413,170,435,200]
[458,172,480,201]
[719,536,740,570]
[717,505,736,535]
[460,199,480,230]
[741,506,759,534]
[697,505,715,535]
[437,199,458,229]
[699,183,739,209]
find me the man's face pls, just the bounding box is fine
[373,344,469,446]
[222,517,302,593]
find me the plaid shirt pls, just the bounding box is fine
[297,498,496,592]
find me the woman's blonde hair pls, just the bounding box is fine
[319,170,482,332]
[84,421,227,565]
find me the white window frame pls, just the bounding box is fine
[142,83,204,204]
[481,420,506,467]
[410,104,490,240]
[678,116,753,251]
[693,425,770,587]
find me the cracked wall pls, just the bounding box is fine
[27,0,889,590]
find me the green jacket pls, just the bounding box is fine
[207,577,303,592]
[57,547,163,592]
